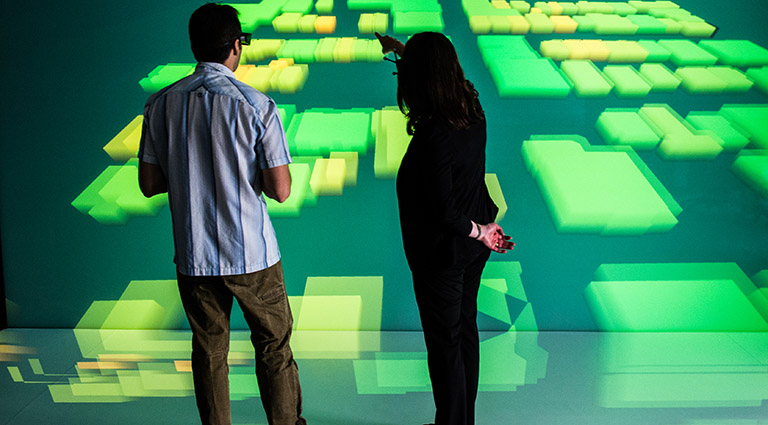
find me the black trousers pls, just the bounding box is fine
[412,249,491,425]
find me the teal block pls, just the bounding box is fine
[603,65,652,97]
[731,150,768,199]
[719,104,768,149]
[561,60,613,97]
[657,39,718,66]
[699,40,768,68]
[639,63,681,92]
[596,109,660,150]
[746,67,768,96]
[685,112,750,152]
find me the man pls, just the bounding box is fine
[138,4,306,425]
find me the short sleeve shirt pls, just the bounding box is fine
[138,62,291,276]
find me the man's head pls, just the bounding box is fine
[189,3,243,64]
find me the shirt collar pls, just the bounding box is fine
[195,62,236,78]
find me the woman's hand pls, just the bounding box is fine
[473,222,515,253]
[375,32,405,56]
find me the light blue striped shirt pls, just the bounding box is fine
[139,62,291,276]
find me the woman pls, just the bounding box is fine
[376,32,514,425]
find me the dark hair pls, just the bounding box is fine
[188,3,242,63]
[396,32,484,135]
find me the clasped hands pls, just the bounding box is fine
[474,222,514,254]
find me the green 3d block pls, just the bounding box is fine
[138,64,195,94]
[731,150,768,199]
[685,112,750,151]
[359,13,388,33]
[746,67,768,95]
[522,135,680,235]
[550,15,578,33]
[699,40,768,68]
[393,11,443,33]
[487,15,511,33]
[561,60,613,97]
[309,158,346,195]
[572,15,595,32]
[298,14,318,33]
[509,1,531,13]
[576,1,615,14]
[373,108,410,178]
[596,109,660,150]
[533,2,553,15]
[274,64,309,93]
[679,21,716,37]
[272,13,303,33]
[706,66,754,93]
[657,17,682,34]
[587,13,638,35]
[639,63,680,91]
[314,37,337,62]
[282,0,313,14]
[347,0,392,10]
[603,40,648,63]
[626,14,667,34]
[525,13,555,33]
[484,174,507,222]
[719,105,768,149]
[674,67,728,94]
[628,1,679,13]
[469,15,492,34]
[242,66,274,92]
[292,109,372,155]
[636,40,671,62]
[103,116,143,162]
[277,39,319,62]
[657,39,718,66]
[316,0,333,13]
[640,104,724,159]
[72,160,168,225]
[228,1,286,32]
[603,65,651,97]
[586,263,768,331]
[118,280,185,330]
[333,37,355,62]
[295,295,362,330]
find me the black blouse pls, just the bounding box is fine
[396,117,498,271]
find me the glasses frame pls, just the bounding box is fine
[237,33,251,46]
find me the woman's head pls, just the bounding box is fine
[396,32,483,135]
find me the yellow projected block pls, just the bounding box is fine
[310,158,346,195]
[102,300,166,330]
[373,108,410,179]
[485,174,507,222]
[604,41,649,63]
[562,40,590,59]
[241,39,284,63]
[275,64,309,93]
[550,15,577,33]
[315,15,337,34]
[270,58,294,69]
[330,152,359,186]
[298,14,317,33]
[273,13,302,33]
[103,116,143,161]
[490,15,512,33]
[469,16,492,34]
[581,40,610,62]
[334,37,355,63]
[508,15,531,34]
[540,40,569,60]
[245,66,275,92]
[295,295,362,331]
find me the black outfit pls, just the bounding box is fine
[396,117,498,425]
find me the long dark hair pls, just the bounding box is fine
[396,32,484,135]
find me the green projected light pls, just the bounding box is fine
[522,135,680,235]
[585,263,768,331]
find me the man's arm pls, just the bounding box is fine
[262,164,291,203]
[138,160,168,198]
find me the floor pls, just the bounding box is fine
[2,329,767,424]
